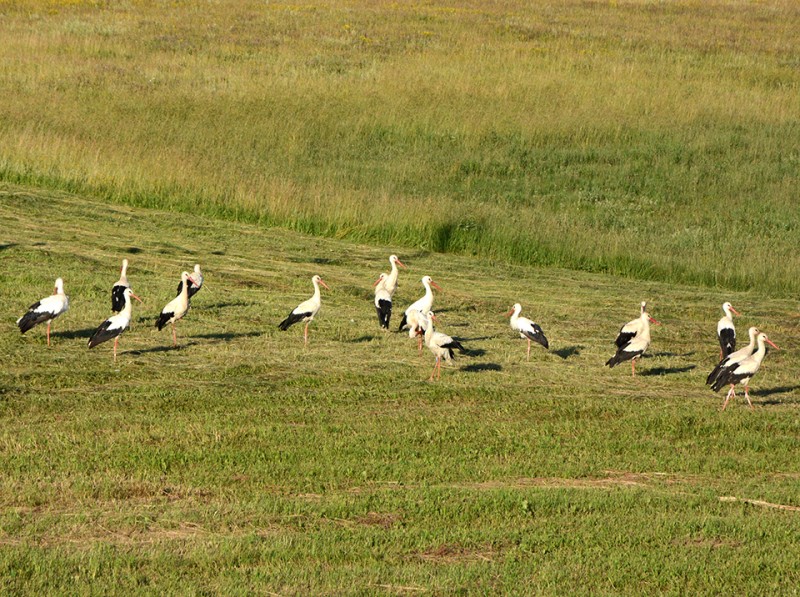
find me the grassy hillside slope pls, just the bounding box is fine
[1,184,799,593]
[0,1,799,295]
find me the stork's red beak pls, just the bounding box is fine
[505,308,514,317]
[396,259,407,269]
[765,337,780,350]
[373,277,382,287]
[430,280,442,291]
[319,279,330,290]
[730,306,741,316]
[649,316,661,326]
[130,292,143,303]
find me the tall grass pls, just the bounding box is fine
[0,0,799,295]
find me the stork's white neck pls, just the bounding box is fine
[510,304,523,325]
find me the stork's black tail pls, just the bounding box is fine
[155,311,173,331]
[376,299,392,330]
[17,308,46,334]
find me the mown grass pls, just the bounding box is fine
[0,1,799,296]
[1,184,799,593]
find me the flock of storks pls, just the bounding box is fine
[15,254,780,409]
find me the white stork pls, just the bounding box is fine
[706,326,759,386]
[177,263,204,299]
[384,254,406,297]
[278,274,329,344]
[423,311,465,381]
[407,308,429,354]
[373,273,393,330]
[88,287,142,361]
[156,271,198,346]
[17,277,70,346]
[506,303,549,360]
[605,303,661,376]
[712,332,779,410]
[111,258,130,312]
[398,275,441,331]
[716,301,740,358]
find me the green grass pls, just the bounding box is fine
[1,184,799,593]
[0,1,799,295]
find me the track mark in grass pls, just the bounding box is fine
[416,542,498,564]
[372,584,427,593]
[355,511,401,529]
[462,476,646,491]
[719,496,800,512]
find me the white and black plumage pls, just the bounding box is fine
[716,301,740,358]
[706,326,759,386]
[176,264,203,299]
[407,308,429,354]
[398,275,441,331]
[278,274,329,344]
[712,332,779,410]
[88,287,142,361]
[605,304,661,376]
[384,254,406,297]
[423,311,465,381]
[17,277,70,346]
[506,303,549,360]
[156,271,197,346]
[373,273,393,330]
[111,259,130,312]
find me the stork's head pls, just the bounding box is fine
[759,333,779,350]
[390,255,406,269]
[723,301,740,317]
[422,276,442,291]
[313,275,330,290]
[124,287,143,303]
[644,311,661,326]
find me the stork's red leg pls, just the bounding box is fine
[46,321,51,347]
[113,337,118,363]
[526,339,531,361]
[722,385,735,411]
[172,323,177,346]
[745,385,753,410]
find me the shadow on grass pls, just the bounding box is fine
[461,363,502,373]
[460,347,487,357]
[647,351,696,358]
[126,247,144,254]
[751,385,800,398]
[191,331,263,341]
[457,335,499,342]
[199,301,252,310]
[553,345,583,359]
[348,335,378,343]
[0,243,17,252]
[640,365,696,376]
[52,327,96,340]
[127,345,187,355]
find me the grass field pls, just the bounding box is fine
[1,0,799,295]
[1,184,799,594]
